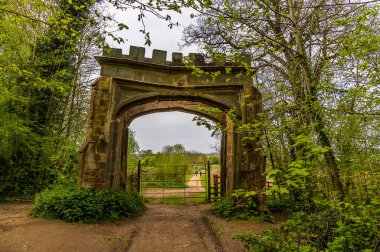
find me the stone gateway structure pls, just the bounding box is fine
[78,46,266,210]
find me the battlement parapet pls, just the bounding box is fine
[102,46,251,67]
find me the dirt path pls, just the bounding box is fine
[0,202,286,252]
[0,203,221,252]
[127,204,221,252]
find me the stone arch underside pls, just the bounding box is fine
[113,99,231,196]
[110,91,239,196]
[111,78,244,120]
[78,46,266,206]
[122,100,225,124]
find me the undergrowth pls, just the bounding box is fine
[233,199,380,251]
[31,185,145,223]
[210,189,272,221]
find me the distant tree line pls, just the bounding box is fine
[137,144,214,168]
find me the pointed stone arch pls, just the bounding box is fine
[78,47,266,202]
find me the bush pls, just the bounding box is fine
[210,189,260,220]
[98,189,145,221]
[233,199,380,251]
[210,197,236,219]
[31,185,145,223]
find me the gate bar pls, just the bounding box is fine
[137,160,141,192]
[207,160,211,202]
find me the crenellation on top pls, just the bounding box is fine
[101,46,251,67]
[129,46,145,61]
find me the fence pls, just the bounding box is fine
[128,161,221,203]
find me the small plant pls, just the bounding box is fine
[104,235,119,245]
[209,220,223,238]
[210,189,263,220]
[210,197,236,219]
[31,185,145,223]
[232,189,259,219]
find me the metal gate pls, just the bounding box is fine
[128,161,220,203]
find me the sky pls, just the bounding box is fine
[105,7,217,153]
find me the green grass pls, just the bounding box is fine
[157,194,208,204]
[140,165,211,189]
[142,181,188,189]
[209,220,223,238]
[188,193,208,204]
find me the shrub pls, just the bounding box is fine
[210,189,260,220]
[31,185,145,223]
[233,199,380,251]
[98,189,145,221]
[210,197,236,219]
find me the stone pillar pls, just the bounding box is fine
[240,83,267,213]
[107,118,126,189]
[121,126,129,189]
[225,115,237,196]
[78,77,112,189]
[220,131,227,197]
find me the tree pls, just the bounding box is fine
[0,0,53,197]
[0,0,105,197]
[182,0,380,200]
[127,130,140,166]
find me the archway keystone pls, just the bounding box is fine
[78,46,266,203]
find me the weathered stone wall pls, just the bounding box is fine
[97,46,252,87]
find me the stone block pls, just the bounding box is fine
[172,52,183,65]
[96,143,108,153]
[98,105,108,113]
[235,53,251,65]
[94,126,103,135]
[152,49,167,64]
[212,53,226,66]
[83,161,97,171]
[103,48,122,57]
[188,53,205,65]
[98,99,108,106]
[93,118,105,127]
[99,153,107,162]
[94,154,101,161]
[129,46,138,57]
[92,120,102,129]
[97,77,111,90]
[98,163,107,177]
[129,46,145,61]
[96,114,106,121]
[134,70,145,81]
[90,135,99,141]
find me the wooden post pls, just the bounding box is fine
[137,160,141,193]
[183,165,186,203]
[207,161,211,202]
[214,174,219,199]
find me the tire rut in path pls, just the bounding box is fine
[126,204,223,252]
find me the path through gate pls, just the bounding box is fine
[128,161,220,203]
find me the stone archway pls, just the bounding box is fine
[78,46,266,204]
